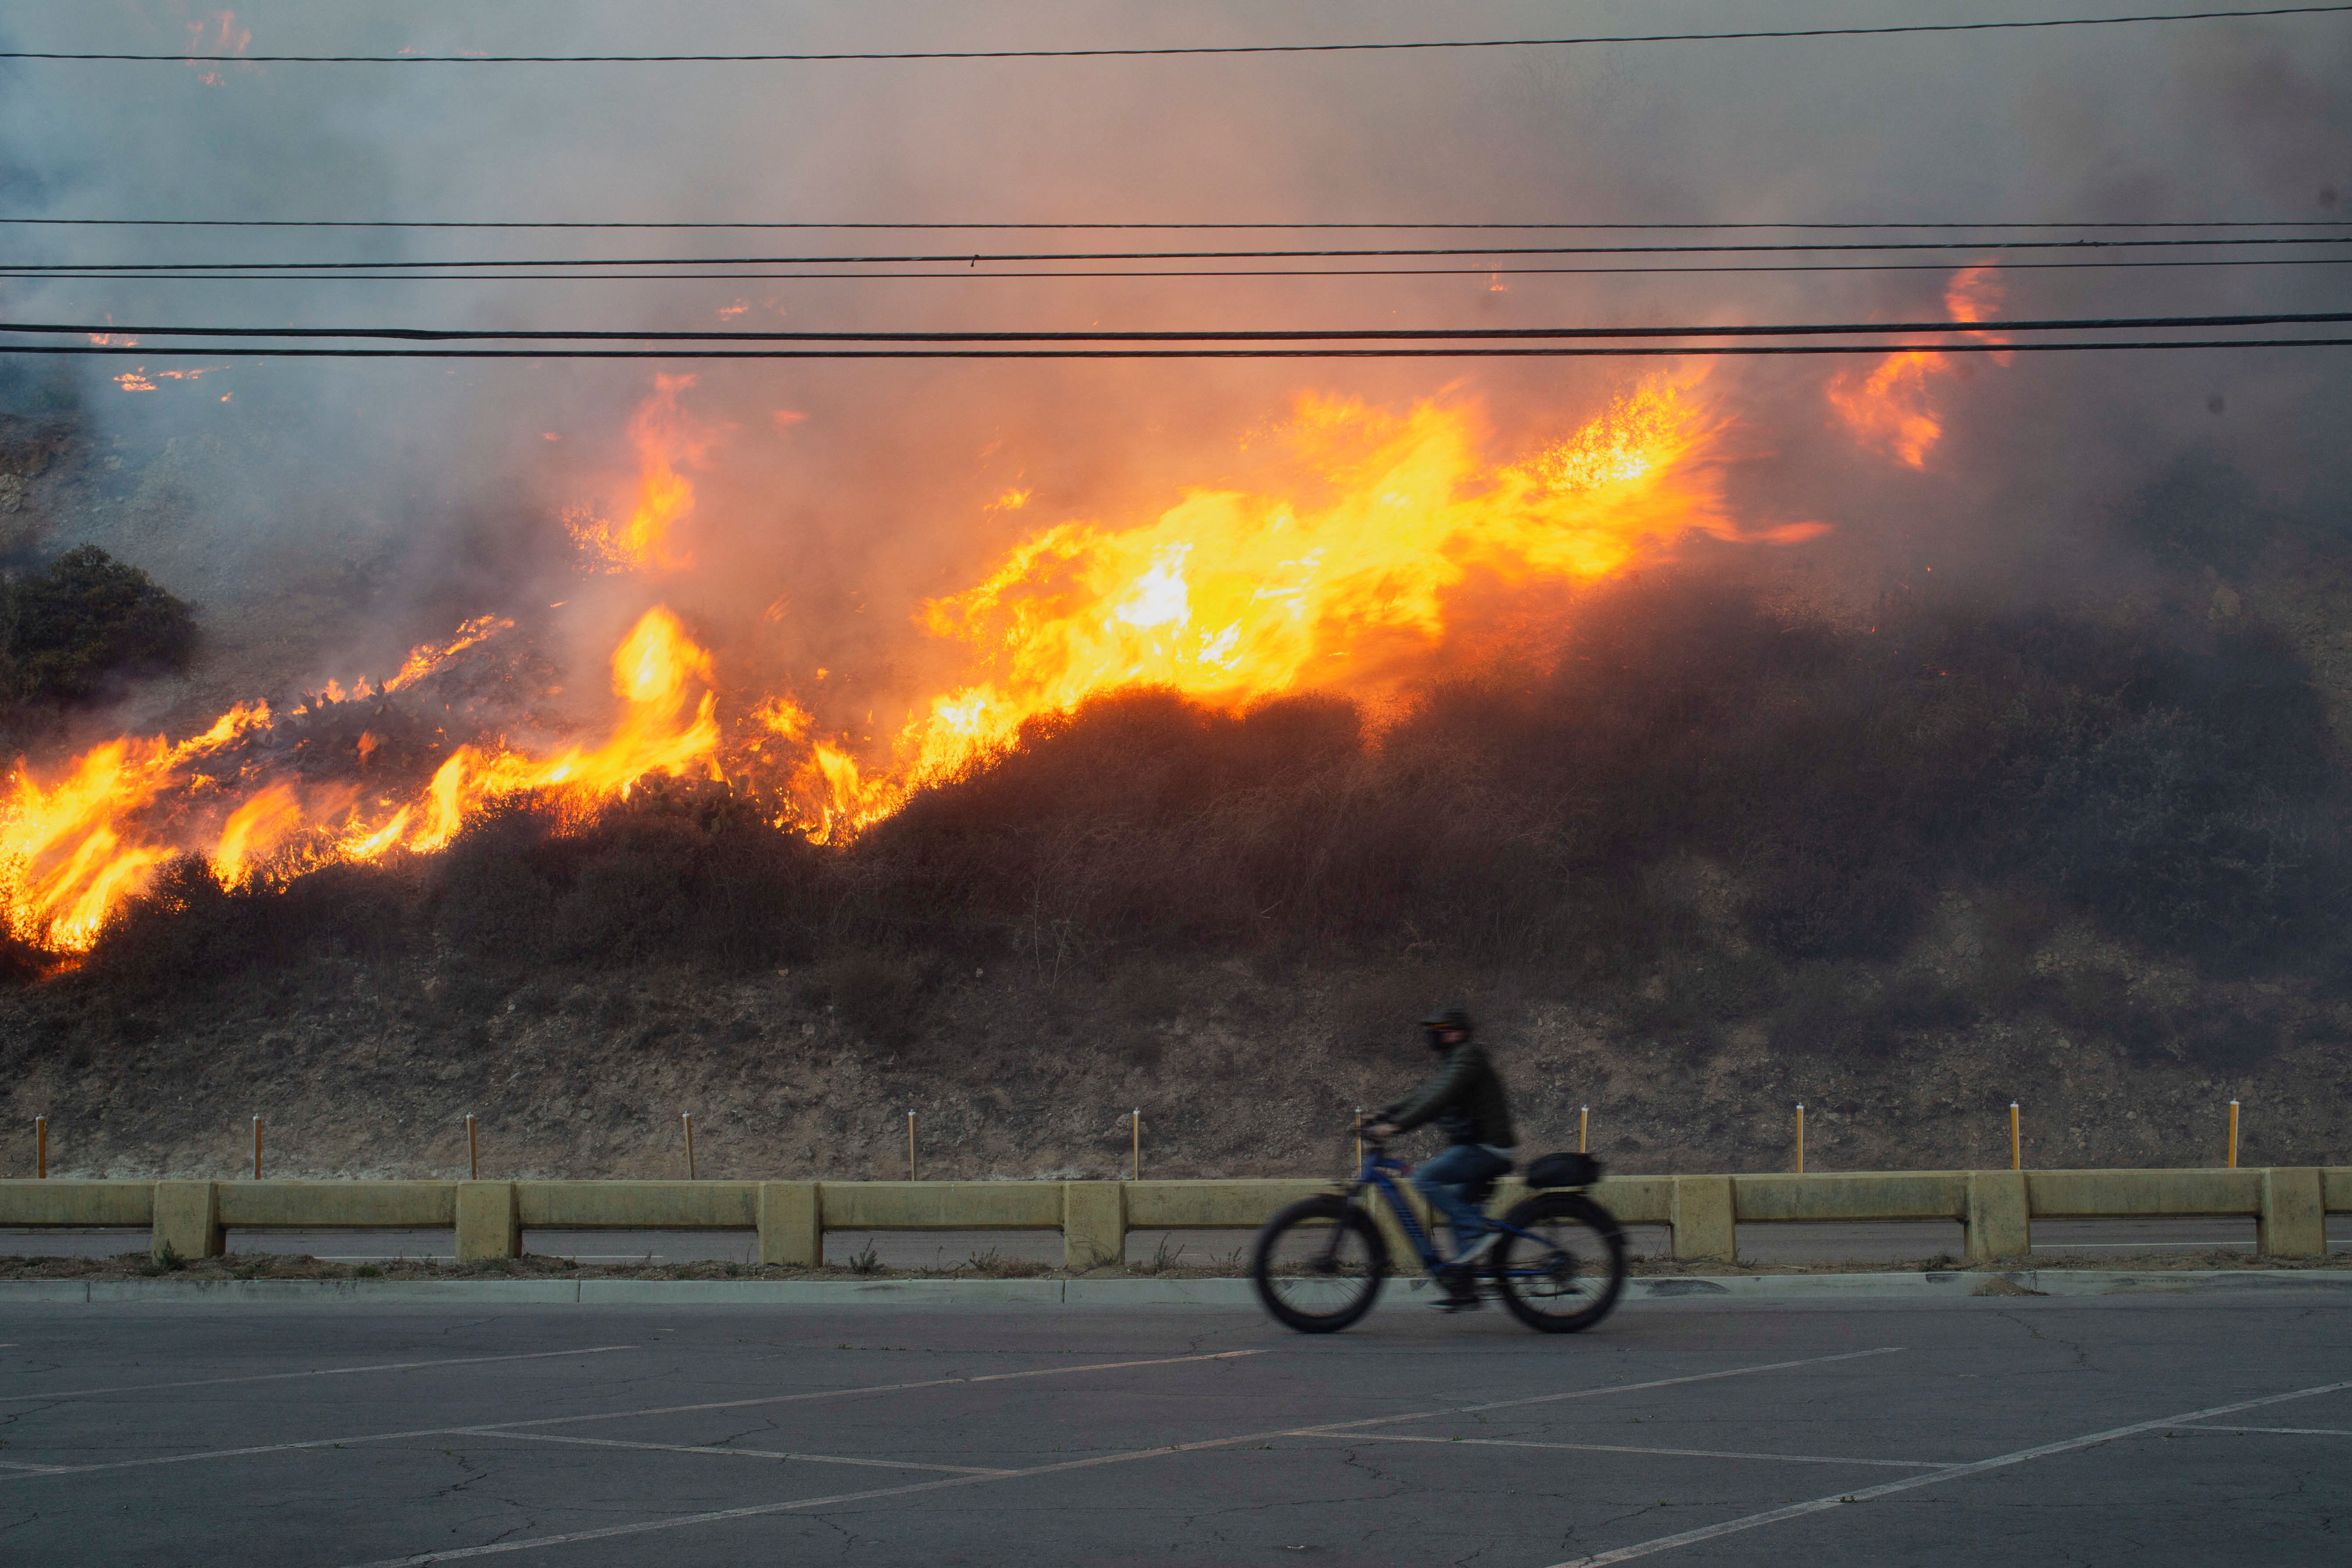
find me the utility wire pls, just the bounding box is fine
[6,218,2351,231]
[16,236,2352,273]
[13,311,2346,343]
[11,340,2350,359]
[14,258,2351,283]
[9,5,2348,62]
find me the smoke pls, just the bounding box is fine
[1,1,2349,740]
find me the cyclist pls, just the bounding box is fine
[1363,1005,1517,1311]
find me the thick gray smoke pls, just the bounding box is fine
[1,1,2348,740]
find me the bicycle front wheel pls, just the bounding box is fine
[1250,1195,1388,1333]
[1491,1192,1627,1333]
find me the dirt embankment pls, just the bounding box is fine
[6,937,2345,1184]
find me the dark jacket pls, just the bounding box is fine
[1381,1041,1515,1149]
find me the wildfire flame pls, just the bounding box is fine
[0,609,718,953]
[3,363,1846,955]
[889,372,1815,786]
[563,375,725,573]
[1827,265,2010,468]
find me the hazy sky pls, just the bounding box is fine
[3,2,2348,715]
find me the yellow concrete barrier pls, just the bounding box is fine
[1670,1175,1735,1262]
[457,1181,521,1263]
[152,1180,222,1262]
[1125,1180,1329,1228]
[2325,1167,2352,1213]
[758,1182,822,1268]
[2026,1169,2263,1217]
[820,1181,1063,1230]
[1733,1173,1968,1223]
[1063,1183,1125,1270]
[217,1181,455,1229]
[1966,1170,2032,1261]
[0,1179,151,1226]
[0,1166,2334,1271]
[518,1180,759,1229]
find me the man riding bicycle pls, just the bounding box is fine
[1364,1005,1516,1311]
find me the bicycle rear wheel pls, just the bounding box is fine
[1491,1191,1627,1333]
[1250,1195,1388,1333]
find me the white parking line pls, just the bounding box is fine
[0,1346,634,1404]
[1547,1377,2352,1566]
[334,1347,1903,1566]
[1338,1433,1952,1469]
[2178,1424,2352,1436]
[486,1431,1013,1474]
[0,1348,1263,1482]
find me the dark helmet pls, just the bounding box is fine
[1420,1005,1472,1043]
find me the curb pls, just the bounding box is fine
[0,1269,2345,1307]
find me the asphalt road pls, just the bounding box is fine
[4,1216,2347,1267]
[2,1286,2346,1565]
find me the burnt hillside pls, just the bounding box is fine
[7,570,2350,1180]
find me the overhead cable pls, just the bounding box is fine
[15,236,2352,274]
[8,340,2349,359]
[7,218,2351,231]
[11,310,2347,344]
[9,5,2347,62]
[12,257,2350,283]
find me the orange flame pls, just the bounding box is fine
[1828,266,2010,468]
[564,376,724,572]
[887,372,1784,783]
[3,368,1837,951]
[0,608,721,952]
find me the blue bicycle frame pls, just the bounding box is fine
[1343,1146,1558,1280]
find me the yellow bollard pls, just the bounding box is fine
[466,1113,478,1180]
[1130,1109,1140,1181]
[1795,1103,1806,1174]
[682,1112,697,1180]
[1579,1105,1589,1154]
[252,1115,262,1179]
[907,1110,917,1181]
[2227,1100,2239,1170]
[34,1115,45,1180]
[2009,1102,2021,1172]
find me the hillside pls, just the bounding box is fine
[4,418,2351,1182]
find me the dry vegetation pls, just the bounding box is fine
[4,412,2351,1181]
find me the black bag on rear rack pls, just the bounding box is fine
[1525,1152,1602,1189]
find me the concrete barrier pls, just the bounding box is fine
[0,1168,2340,1267]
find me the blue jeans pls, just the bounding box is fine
[1412,1143,1513,1262]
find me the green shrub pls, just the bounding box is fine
[0,545,196,703]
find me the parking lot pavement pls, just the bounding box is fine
[4,1215,2346,1268]
[1,1287,2345,1566]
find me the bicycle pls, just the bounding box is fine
[1249,1132,1627,1334]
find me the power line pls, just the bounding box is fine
[6,218,2351,231]
[11,340,2350,359]
[10,5,2347,62]
[14,258,2352,284]
[16,236,2352,274]
[13,311,2346,344]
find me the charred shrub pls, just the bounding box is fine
[0,926,54,986]
[432,785,822,972]
[432,797,565,965]
[82,856,355,997]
